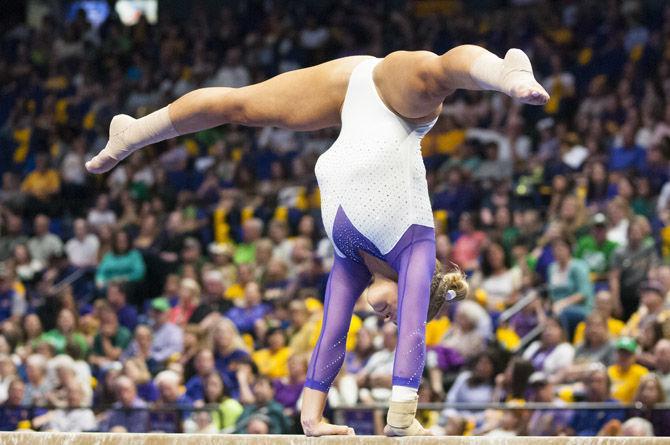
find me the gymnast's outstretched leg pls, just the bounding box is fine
[86,45,547,174]
[381,226,436,436]
[301,253,371,437]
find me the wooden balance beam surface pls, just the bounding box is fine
[0,433,668,445]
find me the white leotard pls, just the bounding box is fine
[315,57,437,257]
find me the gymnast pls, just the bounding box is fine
[86,45,549,436]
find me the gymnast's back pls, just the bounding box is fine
[315,57,437,258]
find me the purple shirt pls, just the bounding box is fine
[150,322,183,362]
[117,304,138,331]
[225,304,271,334]
[273,379,304,409]
[106,398,149,433]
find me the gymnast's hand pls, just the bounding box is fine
[301,418,355,437]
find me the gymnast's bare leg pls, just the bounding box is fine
[86,46,547,173]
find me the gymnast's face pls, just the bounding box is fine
[366,277,398,323]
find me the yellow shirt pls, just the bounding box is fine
[425,317,450,347]
[572,317,625,345]
[224,283,245,300]
[21,169,60,200]
[608,363,648,403]
[252,346,293,379]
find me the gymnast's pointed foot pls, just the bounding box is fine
[86,106,178,174]
[86,114,136,174]
[302,419,355,437]
[501,48,550,105]
[469,47,549,106]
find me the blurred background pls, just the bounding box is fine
[1,0,670,438]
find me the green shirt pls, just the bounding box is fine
[216,398,244,431]
[92,325,132,357]
[547,258,594,309]
[234,243,256,265]
[574,235,619,276]
[39,330,88,356]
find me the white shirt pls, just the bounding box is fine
[65,234,100,267]
[88,209,117,229]
[523,341,575,375]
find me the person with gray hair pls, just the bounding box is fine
[654,339,670,399]
[103,375,149,433]
[620,417,655,436]
[150,370,192,433]
[235,218,264,265]
[23,353,50,406]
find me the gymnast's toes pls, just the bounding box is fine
[510,83,550,106]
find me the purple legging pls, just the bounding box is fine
[306,207,435,392]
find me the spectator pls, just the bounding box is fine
[252,328,292,379]
[608,337,649,404]
[27,215,63,264]
[610,215,658,320]
[286,299,319,356]
[150,370,192,433]
[574,213,619,285]
[235,375,290,434]
[492,357,535,402]
[184,349,216,402]
[526,372,571,436]
[0,264,26,323]
[20,153,60,216]
[546,238,594,340]
[654,339,670,399]
[103,375,149,433]
[557,313,615,384]
[21,354,51,406]
[89,303,132,371]
[95,230,146,289]
[0,355,16,403]
[106,281,138,332]
[629,374,670,436]
[0,213,28,261]
[196,372,243,433]
[168,278,207,326]
[234,218,264,265]
[87,194,117,230]
[0,378,42,431]
[572,290,624,345]
[474,242,522,312]
[32,381,96,432]
[451,213,487,271]
[623,281,667,339]
[39,308,87,356]
[147,298,183,365]
[609,123,646,172]
[225,282,271,335]
[64,219,99,269]
[272,353,307,415]
[356,323,396,403]
[567,367,626,436]
[211,318,249,399]
[444,350,496,421]
[522,317,575,378]
[439,300,490,362]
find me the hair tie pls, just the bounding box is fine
[446,289,457,301]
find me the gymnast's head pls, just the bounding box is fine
[365,260,469,323]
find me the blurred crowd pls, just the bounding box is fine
[2,0,670,437]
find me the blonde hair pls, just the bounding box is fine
[427,260,469,321]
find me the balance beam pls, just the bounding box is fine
[0,433,667,444]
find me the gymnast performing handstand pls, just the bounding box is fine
[87,45,549,436]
